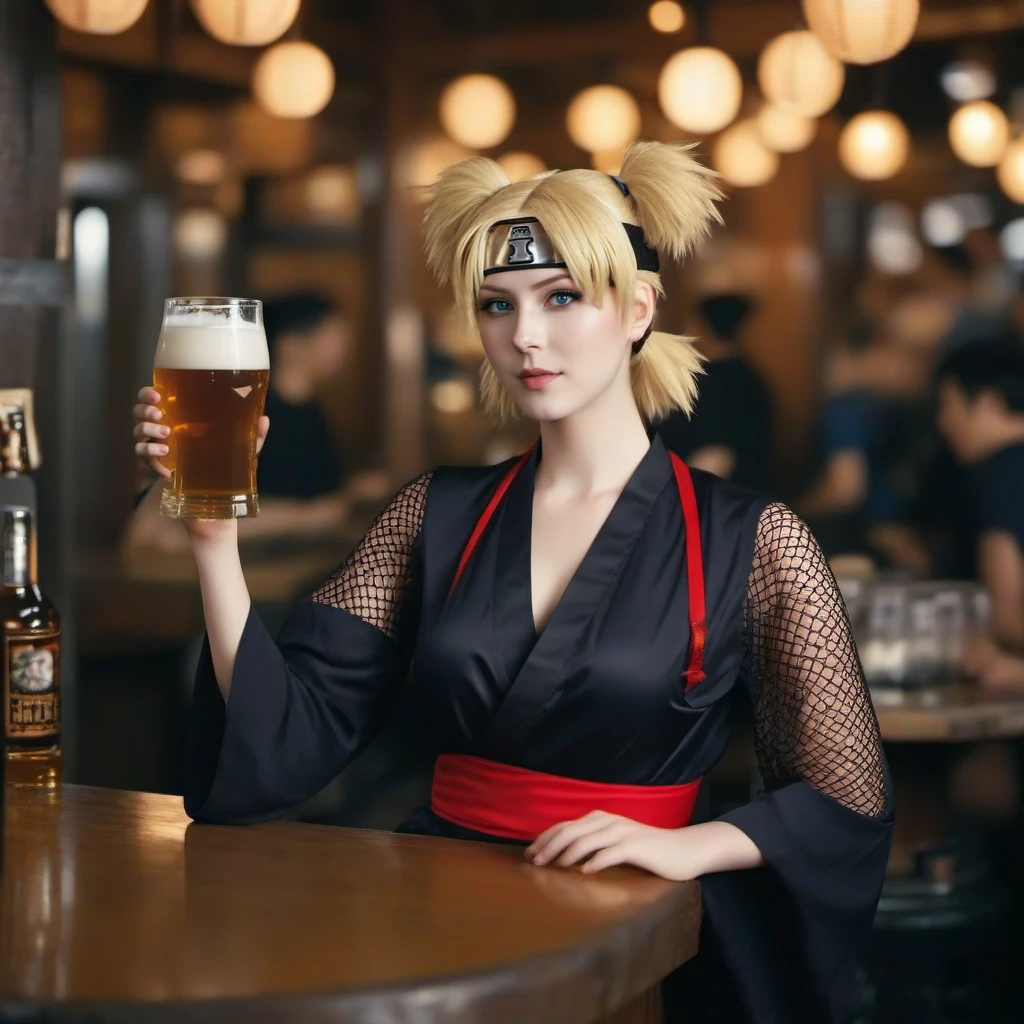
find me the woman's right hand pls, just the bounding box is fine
[132,386,270,543]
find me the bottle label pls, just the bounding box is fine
[4,631,60,739]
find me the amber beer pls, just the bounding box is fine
[154,298,269,519]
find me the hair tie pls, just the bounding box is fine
[611,175,630,197]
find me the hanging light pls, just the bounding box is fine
[648,1,686,33]
[658,48,742,134]
[497,152,547,181]
[566,86,641,153]
[439,75,516,150]
[948,101,1009,168]
[173,209,227,260]
[252,41,335,119]
[190,0,300,46]
[713,120,779,188]
[756,104,817,153]
[305,166,358,220]
[802,0,920,65]
[45,0,149,34]
[839,110,910,180]
[997,139,1024,204]
[758,31,844,118]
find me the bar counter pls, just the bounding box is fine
[0,785,700,1023]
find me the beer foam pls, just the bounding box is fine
[155,320,269,371]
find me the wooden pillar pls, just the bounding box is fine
[372,0,427,481]
[0,3,73,768]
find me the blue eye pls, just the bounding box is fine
[480,298,513,314]
[550,290,581,307]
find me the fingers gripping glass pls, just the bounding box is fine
[153,297,269,520]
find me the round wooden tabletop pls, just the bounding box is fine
[0,786,700,1023]
[873,685,1024,742]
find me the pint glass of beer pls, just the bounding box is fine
[154,297,269,519]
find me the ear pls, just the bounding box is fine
[629,281,658,343]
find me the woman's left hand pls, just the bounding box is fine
[524,811,709,880]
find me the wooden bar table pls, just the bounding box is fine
[0,786,700,1023]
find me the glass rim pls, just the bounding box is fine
[164,296,262,309]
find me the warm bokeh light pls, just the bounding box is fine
[252,42,335,119]
[190,0,299,45]
[759,31,844,118]
[439,75,516,150]
[948,101,1009,168]
[802,0,919,65]
[756,104,817,153]
[868,202,922,275]
[407,138,473,189]
[305,166,358,220]
[497,152,547,181]
[658,48,742,134]
[713,120,779,187]
[997,139,1024,203]
[591,148,629,174]
[174,149,228,185]
[648,1,686,33]
[1000,218,1024,264]
[45,0,149,34]
[431,380,475,415]
[173,209,226,260]
[839,111,910,180]
[566,86,641,153]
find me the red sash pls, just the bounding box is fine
[433,443,707,840]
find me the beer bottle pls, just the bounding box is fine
[2,506,61,788]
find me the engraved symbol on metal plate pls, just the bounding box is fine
[507,224,535,265]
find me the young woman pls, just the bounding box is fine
[133,142,892,1023]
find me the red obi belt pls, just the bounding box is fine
[432,443,707,842]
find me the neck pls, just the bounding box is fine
[535,374,651,496]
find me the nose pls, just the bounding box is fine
[511,302,544,354]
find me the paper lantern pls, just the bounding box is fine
[439,75,516,150]
[658,48,742,134]
[190,0,299,45]
[497,152,547,181]
[253,42,335,119]
[758,31,845,118]
[802,0,919,65]
[997,139,1024,204]
[713,120,779,188]
[948,101,1009,168]
[756,104,817,153]
[567,86,641,153]
[45,0,148,34]
[648,1,686,33]
[839,111,909,180]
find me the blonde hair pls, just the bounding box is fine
[422,140,723,423]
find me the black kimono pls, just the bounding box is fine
[185,434,893,1024]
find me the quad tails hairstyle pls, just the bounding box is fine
[422,141,723,423]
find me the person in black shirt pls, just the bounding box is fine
[657,292,772,491]
[936,336,1024,689]
[126,291,389,551]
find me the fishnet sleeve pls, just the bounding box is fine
[742,502,888,819]
[310,472,432,641]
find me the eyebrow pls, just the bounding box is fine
[478,272,574,296]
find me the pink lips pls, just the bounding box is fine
[518,369,560,390]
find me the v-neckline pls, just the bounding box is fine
[497,434,671,650]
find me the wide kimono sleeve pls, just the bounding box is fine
[184,472,432,824]
[709,502,893,1023]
